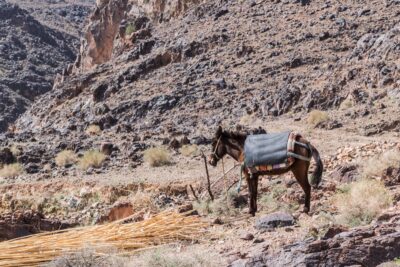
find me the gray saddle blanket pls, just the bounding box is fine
[244,131,291,167]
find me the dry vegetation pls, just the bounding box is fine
[307,110,329,127]
[85,125,101,135]
[143,147,171,167]
[132,246,224,267]
[362,149,400,178]
[193,190,243,216]
[334,179,392,227]
[0,163,24,178]
[79,150,106,170]
[180,144,199,157]
[55,150,77,167]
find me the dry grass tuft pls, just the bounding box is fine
[130,189,159,212]
[79,150,106,170]
[9,145,22,156]
[143,147,171,167]
[340,97,353,110]
[46,247,124,267]
[0,163,24,178]
[85,125,101,135]
[307,110,329,127]
[362,149,400,178]
[260,183,299,213]
[193,190,241,216]
[55,150,77,167]
[132,245,223,267]
[334,179,392,227]
[180,144,199,157]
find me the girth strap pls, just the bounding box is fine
[287,152,312,162]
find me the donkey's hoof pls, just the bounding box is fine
[303,207,310,213]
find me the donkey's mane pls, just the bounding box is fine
[221,130,248,140]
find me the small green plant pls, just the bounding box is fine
[125,23,136,35]
[0,163,24,178]
[55,150,77,167]
[79,150,106,170]
[307,110,329,127]
[180,144,199,157]
[334,179,392,227]
[143,147,171,167]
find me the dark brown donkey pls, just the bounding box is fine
[208,126,323,216]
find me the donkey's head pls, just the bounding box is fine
[208,126,227,167]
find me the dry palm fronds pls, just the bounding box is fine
[0,211,207,267]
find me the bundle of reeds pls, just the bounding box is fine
[0,211,207,267]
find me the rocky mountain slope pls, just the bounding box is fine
[0,0,93,132]
[6,0,399,170]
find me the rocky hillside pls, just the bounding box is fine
[6,0,399,170]
[0,0,93,132]
[7,0,94,38]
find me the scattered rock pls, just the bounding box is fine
[255,212,295,230]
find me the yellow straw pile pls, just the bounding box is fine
[0,211,207,267]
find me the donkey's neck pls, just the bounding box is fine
[225,137,245,162]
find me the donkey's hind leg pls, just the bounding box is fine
[292,162,311,213]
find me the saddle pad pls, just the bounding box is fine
[244,131,291,167]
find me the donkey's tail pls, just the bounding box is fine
[309,144,323,187]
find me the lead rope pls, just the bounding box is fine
[237,163,245,193]
[221,157,229,203]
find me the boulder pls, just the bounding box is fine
[255,212,295,230]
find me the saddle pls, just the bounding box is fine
[244,131,310,172]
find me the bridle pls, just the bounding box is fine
[211,136,222,160]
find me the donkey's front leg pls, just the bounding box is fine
[246,172,259,216]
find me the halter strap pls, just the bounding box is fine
[212,136,222,160]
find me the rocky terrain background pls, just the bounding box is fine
[0,0,94,132]
[0,0,400,266]
[4,0,398,170]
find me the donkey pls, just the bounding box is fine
[209,126,323,216]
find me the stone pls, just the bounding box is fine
[255,212,295,230]
[240,232,254,241]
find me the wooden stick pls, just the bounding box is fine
[201,153,214,201]
[189,185,199,201]
[199,163,240,198]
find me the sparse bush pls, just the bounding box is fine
[193,190,241,216]
[55,150,77,167]
[0,163,24,178]
[260,183,299,213]
[85,125,101,135]
[334,179,392,227]
[307,110,329,127]
[130,189,159,212]
[362,149,400,178]
[180,144,199,157]
[143,147,171,167]
[340,97,353,110]
[10,145,22,156]
[125,23,136,36]
[79,150,106,170]
[45,247,125,267]
[132,246,224,267]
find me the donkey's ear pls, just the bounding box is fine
[216,125,223,137]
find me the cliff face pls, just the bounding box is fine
[79,0,203,69]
